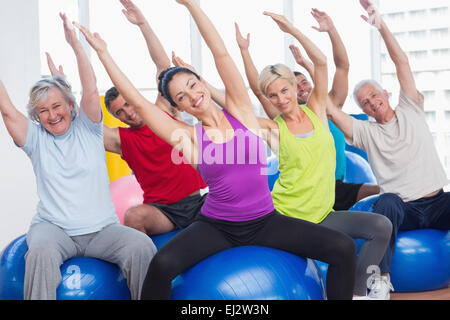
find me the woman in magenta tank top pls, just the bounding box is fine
[78,0,356,300]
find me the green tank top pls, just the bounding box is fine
[272,106,336,223]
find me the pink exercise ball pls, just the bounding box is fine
[110,175,143,224]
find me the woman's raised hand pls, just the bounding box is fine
[171,51,196,73]
[311,8,335,32]
[359,0,381,29]
[45,52,65,77]
[289,45,308,67]
[120,0,146,26]
[73,22,108,54]
[60,12,80,49]
[235,23,250,50]
[263,11,295,34]
[175,0,194,6]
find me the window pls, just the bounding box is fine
[422,90,436,101]
[409,50,428,60]
[445,90,450,100]
[409,9,427,18]
[430,28,449,38]
[445,111,450,121]
[425,111,436,124]
[386,12,405,21]
[409,30,428,39]
[432,48,450,57]
[430,7,448,16]
[393,32,407,39]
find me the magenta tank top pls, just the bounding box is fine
[195,109,274,221]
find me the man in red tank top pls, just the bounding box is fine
[104,87,207,235]
[101,1,207,235]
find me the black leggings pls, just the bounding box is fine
[141,211,356,300]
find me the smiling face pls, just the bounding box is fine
[295,74,313,104]
[108,94,144,129]
[168,72,211,115]
[356,84,393,123]
[265,78,298,113]
[36,88,74,136]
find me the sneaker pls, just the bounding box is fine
[352,295,371,300]
[367,275,394,300]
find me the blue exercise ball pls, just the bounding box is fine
[349,194,379,212]
[0,234,131,300]
[170,246,326,300]
[267,156,280,191]
[150,230,182,250]
[344,151,376,184]
[349,195,450,292]
[57,257,130,300]
[390,229,450,292]
[0,235,27,300]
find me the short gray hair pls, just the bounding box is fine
[27,76,78,122]
[353,79,384,108]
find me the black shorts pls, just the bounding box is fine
[334,180,363,211]
[148,193,207,229]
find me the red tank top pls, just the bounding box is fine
[119,119,207,204]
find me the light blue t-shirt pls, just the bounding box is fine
[21,107,119,236]
[328,120,346,181]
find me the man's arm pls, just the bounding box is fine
[327,103,354,142]
[360,0,420,105]
[311,9,350,109]
[103,124,122,155]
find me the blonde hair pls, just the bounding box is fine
[27,76,78,122]
[258,64,296,96]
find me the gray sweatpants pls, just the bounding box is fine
[24,222,156,300]
[320,210,392,296]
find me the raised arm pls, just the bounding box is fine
[120,0,171,81]
[0,81,28,147]
[265,11,328,122]
[289,44,315,77]
[74,22,194,158]
[235,23,280,120]
[103,124,122,155]
[60,13,101,123]
[360,0,419,104]
[311,8,349,109]
[46,52,65,77]
[327,103,354,142]
[177,0,253,117]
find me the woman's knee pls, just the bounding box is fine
[371,213,393,241]
[326,232,356,266]
[147,249,177,278]
[338,234,356,261]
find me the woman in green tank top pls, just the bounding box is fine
[239,10,393,299]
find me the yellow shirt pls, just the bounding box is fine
[272,106,336,223]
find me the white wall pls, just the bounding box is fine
[0,0,41,250]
